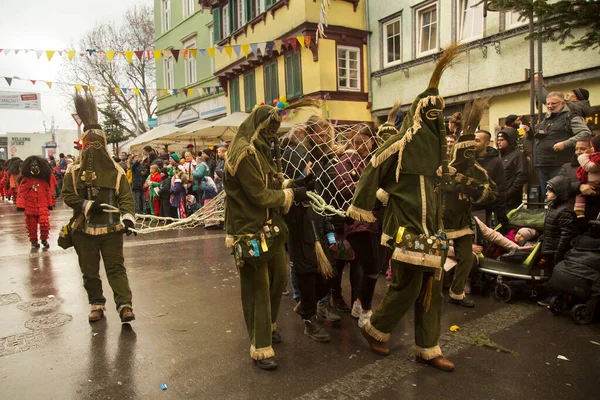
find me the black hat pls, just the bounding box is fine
[202,148,213,157]
[505,114,518,127]
[160,167,169,175]
[572,88,589,101]
[497,127,518,147]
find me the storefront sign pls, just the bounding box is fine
[0,91,42,111]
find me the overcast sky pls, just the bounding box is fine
[0,0,153,135]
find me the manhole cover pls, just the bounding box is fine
[18,297,62,312]
[0,293,21,306]
[24,313,73,330]
[0,330,45,357]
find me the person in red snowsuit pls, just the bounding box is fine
[16,156,54,249]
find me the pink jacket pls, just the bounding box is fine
[578,153,600,187]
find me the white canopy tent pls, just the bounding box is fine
[126,124,180,151]
[165,112,294,142]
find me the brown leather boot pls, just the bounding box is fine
[361,325,390,356]
[416,355,455,372]
[119,306,135,323]
[88,305,105,322]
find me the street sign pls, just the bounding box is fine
[71,113,83,126]
[148,118,158,128]
[10,146,17,154]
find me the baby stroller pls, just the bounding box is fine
[476,204,549,303]
[548,220,600,325]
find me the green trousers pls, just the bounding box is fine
[450,234,474,300]
[365,261,444,360]
[238,240,287,360]
[73,231,132,311]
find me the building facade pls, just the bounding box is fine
[368,0,600,132]
[201,0,371,124]
[154,0,227,126]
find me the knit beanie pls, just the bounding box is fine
[160,167,169,175]
[202,148,213,158]
[591,135,600,153]
[505,114,518,127]
[517,227,537,242]
[170,153,180,163]
[572,88,590,101]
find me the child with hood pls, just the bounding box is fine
[170,169,187,219]
[146,164,161,216]
[574,135,600,218]
[185,194,201,216]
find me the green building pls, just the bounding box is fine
[154,0,227,127]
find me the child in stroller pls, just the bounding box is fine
[547,220,600,325]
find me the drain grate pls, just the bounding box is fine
[0,293,22,306]
[24,313,73,330]
[0,331,45,357]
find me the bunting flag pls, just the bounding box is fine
[90,85,96,92]
[0,35,319,64]
[140,88,146,96]
[5,77,12,86]
[30,80,37,85]
[46,81,52,89]
[133,88,140,96]
[121,88,128,94]
[74,84,82,93]
[297,36,305,48]
[241,44,250,57]
[187,88,193,97]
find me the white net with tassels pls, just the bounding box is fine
[129,120,380,234]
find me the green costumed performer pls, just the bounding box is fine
[444,99,498,308]
[224,99,320,371]
[347,45,459,371]
[62,93,137,323]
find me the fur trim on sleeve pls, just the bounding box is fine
[376,188,389,206]
[346,205,377,223]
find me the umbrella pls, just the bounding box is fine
[128,124,181,150]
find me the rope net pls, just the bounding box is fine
[131,119,379,233]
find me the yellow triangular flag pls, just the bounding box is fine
[115,87,122,95]
[241,44,250,57]
[297,36,305,48]
[133,88,140,96]
[89,86,96,92]
[105,51,115,62]
[162,89,168,96]
[206,47,215,59]
[153,50,162,61]
[224,46,233,59]
[45,50,56,61]
[67,50,76,61]
[187,88,193,96]
[189,49,197,59]
[74,84,82,93]
[125,51,134,64]
[45,81,53,89]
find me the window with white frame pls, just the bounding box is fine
[416,3,437,56]
[223,4,230,37]
[337,46,360,91]
[237,0,246,29]
[208,25,215,74]
[184,38,197,85]
[256,0,265,14]
[162,0,171,32]
[164,57,174,90]
[458,0,484,41]
[183,0,194,18]
[506,10,527,28]
[383,16,402,67]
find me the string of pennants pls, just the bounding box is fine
[0,36,314,63]
[0,76,221,98]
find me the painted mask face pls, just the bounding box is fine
[30,161,40,176]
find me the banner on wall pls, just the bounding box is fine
[0,91,41,111]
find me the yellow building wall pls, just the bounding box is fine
[489,78,600,133]
[300,47,321,94]
[318,40,338,92]
[304,0,364,28]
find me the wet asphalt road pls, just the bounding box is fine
[0,199,599,400]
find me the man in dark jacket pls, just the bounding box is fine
[128,153,146,214]
[201,148,216,179]
[472,130,507,226]
[543,175,578,265]
[533,91,592,199]
[497,127,529,210]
